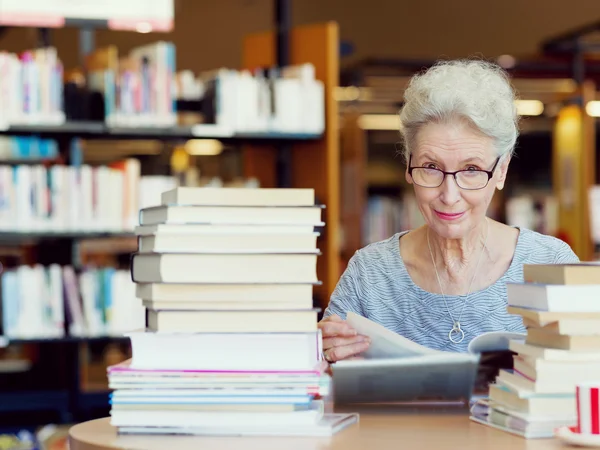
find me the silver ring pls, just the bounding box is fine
[449,327,465,344]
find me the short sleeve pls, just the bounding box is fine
[553,240,580,264]
[322,251,366,320]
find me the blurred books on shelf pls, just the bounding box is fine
[0,41,325,136]
[108,186,358,436]
[0,160,139,232]
[0,47,65,127]
[470,263,600,438]
[0,136,59,161]
[505,193,558,236]
[176,63,325,135]
[0,159,182,233]
[1,264,143,340]
[86,43,177,128]
[362,193,424,245]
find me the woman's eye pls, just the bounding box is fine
[465,166,480,171]
[424,163,438,169]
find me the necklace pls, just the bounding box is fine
[426,218,489,344]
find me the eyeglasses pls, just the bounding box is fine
[407,155,500,190]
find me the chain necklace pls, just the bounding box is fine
[426,218,489,344]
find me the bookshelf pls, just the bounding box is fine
[1,123,322,142]
[0,1,338,428]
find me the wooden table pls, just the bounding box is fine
[68,406,572,450]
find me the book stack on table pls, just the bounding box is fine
[108,186,358,436]
[471,263,600,439]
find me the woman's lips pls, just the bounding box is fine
[434,210,465,221]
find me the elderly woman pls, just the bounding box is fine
[320,59,579,361]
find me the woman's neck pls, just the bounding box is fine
[426,219,489,283]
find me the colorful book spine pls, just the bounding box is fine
[1,265,143,339]
[0,48,65,126]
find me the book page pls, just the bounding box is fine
[345,312,449,358]
[467,331,526,354]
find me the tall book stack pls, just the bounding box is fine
[471,263,600,438]
[107,187,358,436]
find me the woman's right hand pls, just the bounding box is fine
[318,314,371,363]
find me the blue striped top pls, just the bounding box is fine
[323,227,579,353]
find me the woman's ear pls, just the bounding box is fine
[495,155,511,190]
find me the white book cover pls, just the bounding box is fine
[116,412,358,437]
[80,271,103,336]
[15,165,33,230]
[80,165,94,231]
[48,264,65,337]
[67,166,80,231]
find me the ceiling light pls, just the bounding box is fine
[515,100,544,116]
[586,101,600,117]
[358,114,401,130]
[497,55,516,69]
[184,139,223,156]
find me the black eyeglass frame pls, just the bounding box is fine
[407,155,501,190]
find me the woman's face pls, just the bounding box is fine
[405,121,510,240]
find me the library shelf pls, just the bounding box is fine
[78,390,112,411]
[0,336,131,348]
[0,122,323,143]
[0,390,70,414]
[0,232,135,243]
[0,389,111,423]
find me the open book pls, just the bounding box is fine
[345,312,526,357]
[330,313,526,405]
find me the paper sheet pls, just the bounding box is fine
[467,331,526,354]
[345,312,449,358]
[346,312,525,357]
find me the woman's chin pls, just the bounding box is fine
[429,219,471,240]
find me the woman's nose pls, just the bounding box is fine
[439,174,461,204]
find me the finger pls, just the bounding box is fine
[322,334,369,350]
[323,314,345,323]
[325,341,370,362]
[318,321,357,338]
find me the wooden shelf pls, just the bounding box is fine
[1,122,322,143]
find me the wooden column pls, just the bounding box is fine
[339,111,367,271]
[241,22,340,306]
[552,80,596,261]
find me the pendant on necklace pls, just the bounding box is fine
[449,321,465,344]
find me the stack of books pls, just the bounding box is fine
[471,263,600,438]
[108,187,358,436]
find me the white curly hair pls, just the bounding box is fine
[398,59,519,164]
